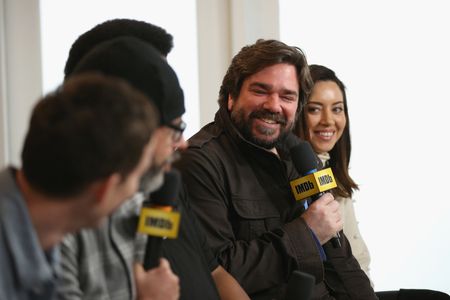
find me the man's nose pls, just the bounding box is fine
[262,93,282,114]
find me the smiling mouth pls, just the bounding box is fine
[260,118,278,124]
[313,131,336,141]
[250,110,287,126]
[317,131,334,137]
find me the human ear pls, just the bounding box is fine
[93,173,121,204]
[227,95,234,111]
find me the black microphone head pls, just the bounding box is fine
[149,170,181,206]
[285,270,315,300]
[289,140,318,175]
[284,132,301,149]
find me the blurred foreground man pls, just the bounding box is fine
[0,73,170,299]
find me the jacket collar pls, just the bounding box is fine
[317,152,330,166]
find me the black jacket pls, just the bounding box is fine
[175,107,376,300]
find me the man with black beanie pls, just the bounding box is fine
[57,20,249,300]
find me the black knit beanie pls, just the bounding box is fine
[71,36,185,125]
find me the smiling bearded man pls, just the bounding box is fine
[175,39,377,300]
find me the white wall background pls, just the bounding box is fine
[280,0,450,293]
[2,0,279,167]
[40,0,200,139]
[3,0,448,294]
[0,0,42,167]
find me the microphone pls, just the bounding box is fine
[286,270,315,300]
[286,134,341,248]
[137,170,181,270]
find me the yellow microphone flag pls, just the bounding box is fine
[290,167,337,201]
[137,208,181,239]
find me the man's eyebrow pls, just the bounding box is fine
[248,82,298,97]
[248,82,272,90]
[281,88,298,97]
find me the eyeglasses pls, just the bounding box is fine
[166,120,186,142]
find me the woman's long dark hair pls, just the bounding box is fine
[294,64,358,198]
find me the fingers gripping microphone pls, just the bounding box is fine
[138,170,181,270]
[286,134,341,248]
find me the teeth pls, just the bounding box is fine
[318,132,333,137]
[261,118,276,124]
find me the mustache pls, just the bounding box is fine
[249,110,287,125]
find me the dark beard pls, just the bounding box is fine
[139,165,164,196]
[230,108,291,149]
[138,151,180,196]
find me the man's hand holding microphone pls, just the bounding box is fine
[287,134,343,247]
[135,170,182,300]
[301,192,342,245]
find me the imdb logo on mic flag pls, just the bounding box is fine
[290,168,337,201]
[138,208,181,238]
